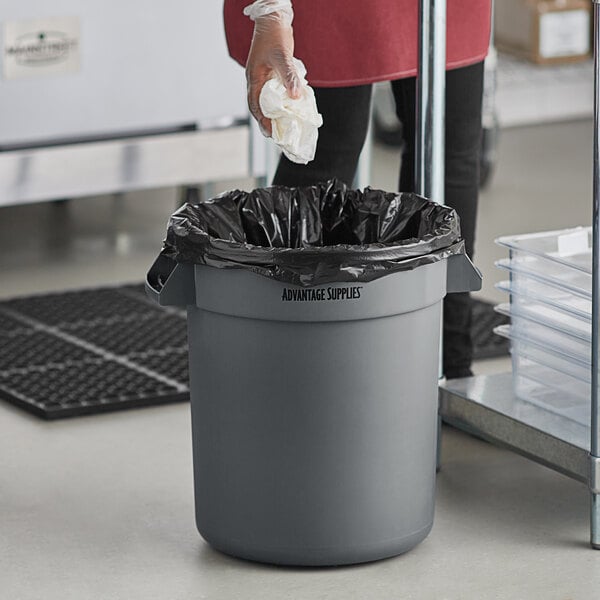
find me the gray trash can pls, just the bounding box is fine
[146,183,481,566]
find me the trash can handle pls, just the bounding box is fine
[446,253,482,293]
[145,254,196,307]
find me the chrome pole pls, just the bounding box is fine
[591,0,600,550]
[418,0,446,469]
[416,0,446,203]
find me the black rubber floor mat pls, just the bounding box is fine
[6,287,164,326]
[0,312,31,335]
[0,284,188,419]
[0,330,100,370]
[128,349,189,383]
[68,315,187,355]
[471,298,510,360]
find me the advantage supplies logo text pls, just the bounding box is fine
[281,286,363,302]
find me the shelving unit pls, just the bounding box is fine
[418,0,600,547]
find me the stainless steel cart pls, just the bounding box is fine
[421,0,600,548]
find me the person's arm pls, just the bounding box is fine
[243,0,302,136]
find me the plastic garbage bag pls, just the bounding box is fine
[161,179,466,287]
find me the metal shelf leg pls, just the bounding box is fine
[592,486,600,549]
[436,414,442,472]
[591,452,600,547]
[591,0,600,549]
[418,0,447,466]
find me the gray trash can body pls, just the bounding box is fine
[147,253,480,566]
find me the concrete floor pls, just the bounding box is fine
[1,120,599,598]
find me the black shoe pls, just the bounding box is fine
[444,367,474,380]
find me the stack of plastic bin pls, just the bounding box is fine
[494,227,592,425]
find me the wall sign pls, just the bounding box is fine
[3,16,80,80]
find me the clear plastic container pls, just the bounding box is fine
[496,227,591,272]
[494,324,590,382]
[494,227,594,425]
[495,279,591,321]
[494,308,590,363]
[496,226,592,297]
[514,353,590,401]
[512,374,589,426]
[496,257,591,299]
[494,325,590,425]
[495,302,590,342]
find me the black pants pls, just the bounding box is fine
[273,62,484,377]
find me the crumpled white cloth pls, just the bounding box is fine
[259,59,323,164]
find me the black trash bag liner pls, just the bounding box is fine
[161,179,465,287]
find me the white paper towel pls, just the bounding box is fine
[259,59,323,164]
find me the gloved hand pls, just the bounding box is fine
[243,0,302,136]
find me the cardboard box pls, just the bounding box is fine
[495,0,591,64]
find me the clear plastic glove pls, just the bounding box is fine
[243,0,302,137]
